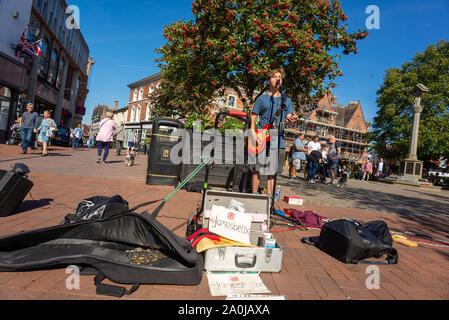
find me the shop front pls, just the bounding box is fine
[0,52,29,143]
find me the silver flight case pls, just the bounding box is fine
[202,190,283,272]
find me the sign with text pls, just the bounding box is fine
[209,205,252,245]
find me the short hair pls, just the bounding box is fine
[26,103,33,108]
[268,68,285,80]
[105,112,113,118]
[43,110,52,115]
[313,135,319,140]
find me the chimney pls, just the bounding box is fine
[331,95,337,104]
[114,101,118,110]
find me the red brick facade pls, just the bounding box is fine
[126,73,161,123]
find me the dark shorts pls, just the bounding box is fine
[328,158,339,169]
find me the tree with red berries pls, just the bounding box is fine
[151,0,368,117]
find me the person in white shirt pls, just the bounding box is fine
[307,135,322,183]
[378,158,384,178]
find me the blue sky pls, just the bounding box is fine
[76,0,449,124]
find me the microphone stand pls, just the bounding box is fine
[270,86,286,215]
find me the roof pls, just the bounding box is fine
[127,73,162,89]
[113,106,129,114]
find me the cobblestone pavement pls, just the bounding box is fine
[0,144,448,300]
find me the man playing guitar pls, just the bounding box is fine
[250,68,298,196]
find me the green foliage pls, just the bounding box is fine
[150,0,368,117]
[371,40,449,165]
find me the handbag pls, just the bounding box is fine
[303,219,398,265]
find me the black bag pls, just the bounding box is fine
[0,196,203,297]
[308,150,322,162]
[303,219,398,265]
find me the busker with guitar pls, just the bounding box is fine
[250,68,297,196]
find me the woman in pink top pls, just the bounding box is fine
[96,112,116,164]
[363,160,372,181]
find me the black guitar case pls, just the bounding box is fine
[0,195,203,297]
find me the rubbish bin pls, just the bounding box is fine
[146,118,184,186]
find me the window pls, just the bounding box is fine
[133,90,138,102]
[36,0,43,10]
[130,106,136,122]
[47,48,58,85]
[227,95,237,108]
[42,0,48,16]
[138,88,143,100]
[56,57,65,89]
[38,37,49,78]
[136,105,141,121]
[145,103,151,120]
[53,0,59,30]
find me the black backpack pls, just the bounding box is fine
[303,219,398,265]
[0,196,203,297]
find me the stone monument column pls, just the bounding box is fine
[399,83,429,184]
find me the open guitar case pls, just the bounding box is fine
[0,195,203,298]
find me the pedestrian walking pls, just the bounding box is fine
[19,103,38,154]
[72,124,83,150]
[114,122,126,155]
[327,135,342,186]
[363,160,372,181]
[307,135,321,183]
[95,112,116,164]
[127,129,138,153]
[378,158,384,178]
[289,132,307,179]
[37,110,56,157]
[87,129,95,149]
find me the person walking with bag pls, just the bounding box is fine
[95,112,116,164]
[37,110,57,157]
[114,122,126,155]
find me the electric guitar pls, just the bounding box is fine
[248,102,318,155]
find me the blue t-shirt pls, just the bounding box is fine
[252,94,294,149]
[292,138,306,160]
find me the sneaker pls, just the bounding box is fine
[309,180,315,183]
[97,157,101,163]
[101,161,106,164]
[20,150,27,154]
[328,182,335,186]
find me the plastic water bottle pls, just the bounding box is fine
[275,186,281,203]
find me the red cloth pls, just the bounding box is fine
[284,209,327,229]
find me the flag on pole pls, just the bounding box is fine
[15,28,42,59]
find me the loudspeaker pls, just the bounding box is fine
[0,169,33,217]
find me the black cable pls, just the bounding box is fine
[29,192,76,211]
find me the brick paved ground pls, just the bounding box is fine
[0,144,448,300]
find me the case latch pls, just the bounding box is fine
[218,247,226,261]
[265,248,273,263]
